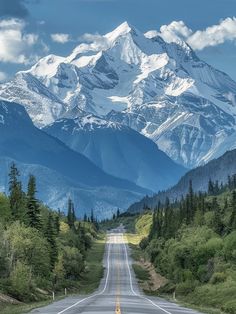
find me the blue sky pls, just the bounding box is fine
[0,0,236,80]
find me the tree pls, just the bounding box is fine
[8,163,24,219]
[26,175,41,230]
[90,209,94,223]
[229,191,236,231]
[211,197,223,235]
[45,212,58,269]
[208,179,214,195]
[67,198,75,229]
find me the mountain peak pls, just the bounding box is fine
[105,21,138,42]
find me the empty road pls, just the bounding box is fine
[31,228,203,314]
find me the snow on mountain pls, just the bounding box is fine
[1,22,236,167]
[44,114,186,192]
[0,100,150,217]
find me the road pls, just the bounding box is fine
[31,228,203,314]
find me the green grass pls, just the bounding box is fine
[132,264,150,281]
[78,235,106,294]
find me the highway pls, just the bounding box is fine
[31,228,203,314]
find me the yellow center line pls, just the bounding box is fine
[115,236,121,314]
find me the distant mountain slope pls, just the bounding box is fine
[128,148,236,213]
[1,22,236,167]
[44,114,186,192]
[0,100,149,217]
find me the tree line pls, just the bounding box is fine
[0,163,97,302]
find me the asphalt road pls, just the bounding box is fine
[31,228,203,314]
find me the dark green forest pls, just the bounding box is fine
[0,163,100,306]
[140,177,236,313]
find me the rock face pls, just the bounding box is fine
[1,22,236,168]
[44,114,186,192]
[0,100,152,218]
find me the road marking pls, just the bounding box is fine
[122,234,173,314]
[115,238,121,314]
[57,237,111,314]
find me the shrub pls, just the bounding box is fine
[176,280,197,296]
[9,261,34,301]
[210,272,227,284]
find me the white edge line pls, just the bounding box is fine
[57,235,111,314]
[122,234,173,314]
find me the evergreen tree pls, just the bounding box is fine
[26,175,41,230]
[83,213,88,222]
[67,198,74,229]
[8,163,23,219]
[90,209,94,223]
[212,197,223,235]
[208,179,214,195]
[229,191,236,231]
[45,212,58,269]
[54,215,60,235]
[116,208,120,218]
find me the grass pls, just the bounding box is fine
[78,235,106,294]
[0,299,57,314]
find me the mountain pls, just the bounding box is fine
[0,100,150,217]
[128,148,236,213]
[44,114,186,192]
[1,22,236,168]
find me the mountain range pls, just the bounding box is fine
[1,22,236,169]
[0,21,236,216]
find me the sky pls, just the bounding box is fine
[0,0,236,81]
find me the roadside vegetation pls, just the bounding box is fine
[139,177,236,314]
[0,163,104,313]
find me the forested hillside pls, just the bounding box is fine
[139,177,236,313]
[128,148,236,213]
[0,163,102,312]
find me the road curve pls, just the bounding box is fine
[31,229,203,314]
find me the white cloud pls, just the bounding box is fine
[151,17,236,51]
[188,17,236,50]
[0,18,40,64]
[51,33,70,44]
[159,21,192,43]
[0,71,7,82]
[79,32,109,49]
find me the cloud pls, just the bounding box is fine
[0,18,42,64]
[188,17,236,50]
[0,71,7,82]
[152,17,236,51]
[51,33,71,44]
[79,32,109,49]
[158,21,193,43]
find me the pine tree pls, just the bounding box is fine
[208,179,214,195]
[67,198,74,229]
[212,197,223,235]
[83,213,88,222]
[26,175,41,230]
[45,212,58,269]
[54,215,60,235]
[8,163,23,219]
[90,209,94,223]
[229,190,236,231]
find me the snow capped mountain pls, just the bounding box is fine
[0,100,150,217]
[1,22,236,167]
[44,114,186,192]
